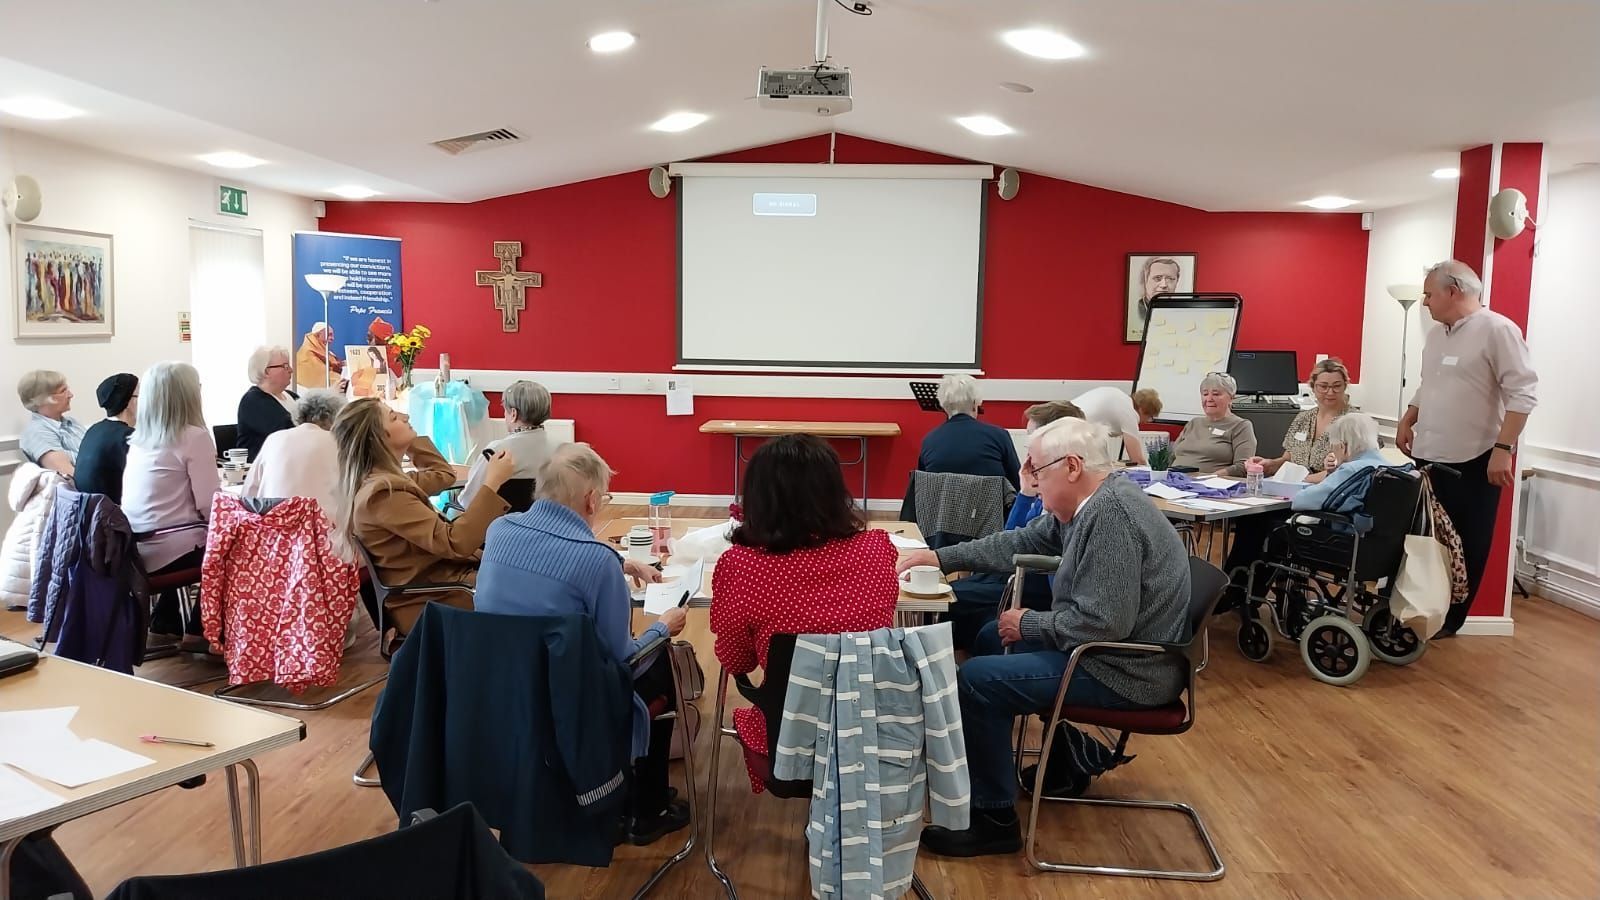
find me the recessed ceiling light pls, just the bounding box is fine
[198,151,267,169]
[329,185,381,200]
[650,111,708,133]
[1431,167,1460,180]
[1001,28,1086,60]
[956,115,1013,136]
[1301,195,1356,210]
[0,97,84,120]
[999,81,1035,93]
[587,31,636,53]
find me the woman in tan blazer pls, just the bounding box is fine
[331,398,515,634]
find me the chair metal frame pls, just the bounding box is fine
[1005,554,1228,882]
[628,639,700,899]
[703,656,937,900]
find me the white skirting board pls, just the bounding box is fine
[1456,616,1515,637]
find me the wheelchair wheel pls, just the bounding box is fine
[1299,615,1371,686]
[1365,607,1427,666]
[1236,612,1274,663]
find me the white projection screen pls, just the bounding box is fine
[674,164,990,370]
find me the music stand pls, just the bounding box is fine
[910,381,943,413]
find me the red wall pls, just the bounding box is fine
[322,135,1369,498]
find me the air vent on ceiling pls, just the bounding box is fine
[431,128,524,156]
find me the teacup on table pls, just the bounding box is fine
[223,448,248,464]
[900,565,945,595]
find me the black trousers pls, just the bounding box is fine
[630,650,677,818]
[149,547,206,637]
[1417,449,1503,634]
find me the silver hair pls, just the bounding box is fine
[1029,416,1117,475]
[1325,412,1380,457]
[245,345,290,386]
[1199,372,1238,396]
[295,390,346,428]
[503,380,552,427]
[536,442,613,509]
[16,369,66,412]
[132,361,207,450]
[1425,259,1483,298]
[936,374,980,416]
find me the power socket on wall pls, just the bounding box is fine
[607,377,621,391]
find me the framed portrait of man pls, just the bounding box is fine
[1124,252,1197,343]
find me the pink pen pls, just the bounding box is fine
[140,734,215,748]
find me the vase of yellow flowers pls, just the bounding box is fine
[386,324,431,394]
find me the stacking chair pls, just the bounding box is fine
[1007,555,1228,881]
[703,634,935,900]
[135,522,209,662]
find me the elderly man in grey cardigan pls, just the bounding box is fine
[899,415,1192,857]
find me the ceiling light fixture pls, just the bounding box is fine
[1001,28,1086,60]
[0,97,84,120]
[650,112,708,133]
[1301,195,1356,210]
[956,115,1013,136]
[1431,167,1460,180]
[329,185,380,200]
[198,151,267,169]
[587,31,636,53]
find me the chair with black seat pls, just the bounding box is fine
[703,634,936,900]
[1008,554,1229,882]
[441,477,535,518]
[134,522,210,661]
[212,423,238,459]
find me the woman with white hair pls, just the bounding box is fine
[16,369,84,477]
[459,379,554,508]
[235,345,299,462]
[123,361,219,643]
[916,374,1021,489]
[1171,372,1257,476]
[1289,413,1387,513]
[242,391,347,517]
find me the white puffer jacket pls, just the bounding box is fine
[1,463,65,609]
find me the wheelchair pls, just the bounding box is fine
[1233,466,1428,686]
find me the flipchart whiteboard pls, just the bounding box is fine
[1131,295,1243,423]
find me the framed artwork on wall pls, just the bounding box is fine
[1124,252,1196,343]
[12,224,115,339]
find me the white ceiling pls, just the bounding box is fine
[0,0,1596,211]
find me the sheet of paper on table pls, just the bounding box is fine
[1198,476,1237,489]
[1272,462,1310,483]
[1172,498,1244,513]
[1145,482,1197,500]
[0,763,65,822]
[643,557,707,614]
[887,532,928,551]
[0,706,155,789]
[1229,496,1288,506]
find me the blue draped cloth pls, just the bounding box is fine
[407,381,490,465]
[1118,469,1249,499]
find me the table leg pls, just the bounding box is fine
[225,759,263,867]
[860,436,870,512]
[0,837,19,900]
[731,435,742,506]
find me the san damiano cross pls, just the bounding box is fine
[475,241,542,332]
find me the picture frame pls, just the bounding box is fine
[12,224,115,339]
[1124,252,1197,343]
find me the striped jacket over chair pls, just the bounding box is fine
[775,623,970,899]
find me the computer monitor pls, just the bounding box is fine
[1230,350,1300,397]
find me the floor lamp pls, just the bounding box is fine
[304,273,348,389]
[1387,284,1422,416]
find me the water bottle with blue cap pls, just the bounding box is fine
[649,491,675,556]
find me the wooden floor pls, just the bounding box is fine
[4,505,1598,898]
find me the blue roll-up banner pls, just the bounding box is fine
[291,231,403,391]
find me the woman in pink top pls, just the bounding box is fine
[710,434,900,792]
[122,362,220,644]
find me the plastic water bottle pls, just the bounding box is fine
[1245,461,1264,498]
[649,491,675,556]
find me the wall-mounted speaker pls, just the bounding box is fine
[312,200,327,218]
[996,167,1020,201]
[1360,212,1373,231]
[2,175,42,223]
[648,165,672,199]
[1488,187,1530,239]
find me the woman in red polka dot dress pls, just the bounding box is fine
[710,434,900,793]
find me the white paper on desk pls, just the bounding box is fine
[1145,482,1196,500]
[665,378,694,417]
[1174,499,1243,513]
[0,764,65,823]
[3,738,154,789]
[0,707,79,758]
[643,557,705,614]
[1229,496,1286,506]
[1198,476,1237,490]
[887,532,928,551]
[1271,462,1310,483]
[673,519,736,562]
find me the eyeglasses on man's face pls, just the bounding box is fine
[1022,454,1077,478]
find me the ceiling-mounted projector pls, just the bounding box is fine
[757,66,853,116]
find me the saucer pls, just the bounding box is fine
[900,582,953,599]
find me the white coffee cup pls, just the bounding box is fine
[224,448,248,463]
[221,463,246,485]
[901,565,943,594]
[627,525,654,561]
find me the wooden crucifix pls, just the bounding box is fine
[475,241,542,332]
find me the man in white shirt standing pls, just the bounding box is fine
[1071,386,1162,466]
[1397,259,1538,636]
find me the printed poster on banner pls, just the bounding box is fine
[291,231,404,393]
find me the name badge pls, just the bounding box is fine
[1211,427,1226,437]
[1442,355,1459,366]
[1294,431,1308,442]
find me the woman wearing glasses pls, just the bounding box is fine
[235,345,300,461]
[1171,372,1258,476]
[1246,357,1355,484]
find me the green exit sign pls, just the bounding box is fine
[219,185,249,217]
